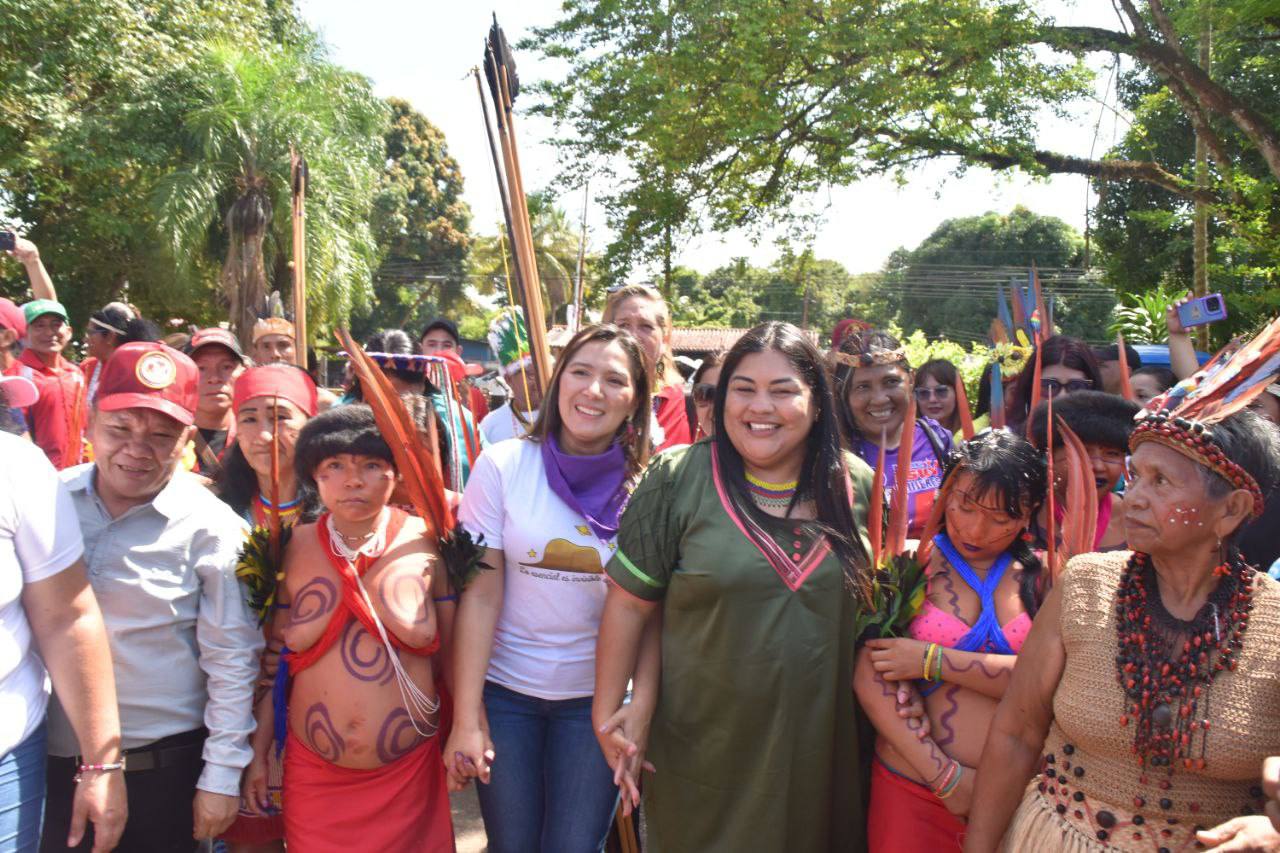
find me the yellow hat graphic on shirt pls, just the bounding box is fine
[521,539,604,574]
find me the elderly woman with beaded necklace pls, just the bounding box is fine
[964,323,1280,853]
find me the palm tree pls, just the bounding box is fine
[468,191,587,322]
[154,39,387,346]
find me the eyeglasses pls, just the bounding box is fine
[692,383,715,405]
[913,386,953,401]
[1041,378,1094,397]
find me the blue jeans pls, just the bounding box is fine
[0,722,47,853]
[476,681,617,853]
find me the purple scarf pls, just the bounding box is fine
[541,433,629,542]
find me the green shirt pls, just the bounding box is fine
[607,441,875,852]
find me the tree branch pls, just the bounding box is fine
[1038,24,1280,182]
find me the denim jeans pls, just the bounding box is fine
[0,722,47,853]
[476,681,618,853]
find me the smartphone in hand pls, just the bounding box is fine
[0,231,14,252]
[1177,293,1228,329]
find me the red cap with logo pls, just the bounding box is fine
[95,342,200,425]
[0,298,25,337]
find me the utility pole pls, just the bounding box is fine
[571,181,589,333]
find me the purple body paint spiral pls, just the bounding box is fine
[340,620,393,684]
[292,576,338,625]
[376,708,423,764]
[379,572,431,625]
[304,703,345,762]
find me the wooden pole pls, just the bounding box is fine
[472,68,523,299]
[290,148,308,368]
[1193,17,1212,353]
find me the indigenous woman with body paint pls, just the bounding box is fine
[602,284,692,451]
[594,321,877,852]
[855,431,1048,852]
[446,325,652,853]
[835,330,953,541]
[965,322,1280,852]
[216,365,319,852]
[272,405,454,851]
[1027,391,1138,554]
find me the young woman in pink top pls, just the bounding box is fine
[854,430,1048,852]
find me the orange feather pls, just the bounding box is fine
[336,328,453,536]
[1058,420,1099,565]
[953,371,975,440]
[886,393,917,556]
[1116,333,1135,402]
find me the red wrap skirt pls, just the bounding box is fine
[283,730,454,853]
[868,757,966,853]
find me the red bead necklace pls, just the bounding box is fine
[1115,551,1253,776]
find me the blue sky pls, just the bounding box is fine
[297,0,1128,275]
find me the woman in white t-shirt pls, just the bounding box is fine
[447,325,653,853]
[0,432,125,851]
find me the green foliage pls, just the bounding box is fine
[881,207,1117,343]
[359,98,473,338]
[0,1,392,345]
[467,191,593,324]
[895,327,992,403]
[1108,286,1183,343]
[528,0,1280,303]
[152,39,387,343]
[0,0,305,326]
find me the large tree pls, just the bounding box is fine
[0,0,305,326]
[528,0,1280,285]
[152,39,387,345]
[358,98,473,338]
[884,207,1117,343]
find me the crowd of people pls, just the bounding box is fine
[3,233,1280,853]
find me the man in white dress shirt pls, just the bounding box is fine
[42,342,261,851]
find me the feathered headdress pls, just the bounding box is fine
[488,307,531,375]
[1131,315,1280,518]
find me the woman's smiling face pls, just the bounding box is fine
[846,363,910,442]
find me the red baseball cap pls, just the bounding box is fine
[435,349,483,382]
[95,342,199,425]
[0,298,25,337]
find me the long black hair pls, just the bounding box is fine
[215,441,321,523]
[714,321,871,602]
[1007,335,1104,428]
[940,430,1049,614]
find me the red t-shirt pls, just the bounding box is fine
[653,384,693,452]
[5,349,86,469]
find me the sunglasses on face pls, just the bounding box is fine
[913,386,953,401]
[692,383,716,405]
[1041,378,1094,397]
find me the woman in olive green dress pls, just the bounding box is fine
[594,321,877,852]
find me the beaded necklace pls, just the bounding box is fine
[252,493,301,528]
[744,471,798,511]
[1115,551,1253,778]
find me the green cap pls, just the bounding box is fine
[22,299,68,325]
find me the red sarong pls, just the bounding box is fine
[868,757,966,853]
[283,731,454,853]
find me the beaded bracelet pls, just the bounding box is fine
[74,758,126,782]
[935,762,963,799]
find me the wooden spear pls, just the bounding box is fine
[290,148,308,368]
[483,20,552,392]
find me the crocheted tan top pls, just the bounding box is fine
[1003,550,1280,852]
